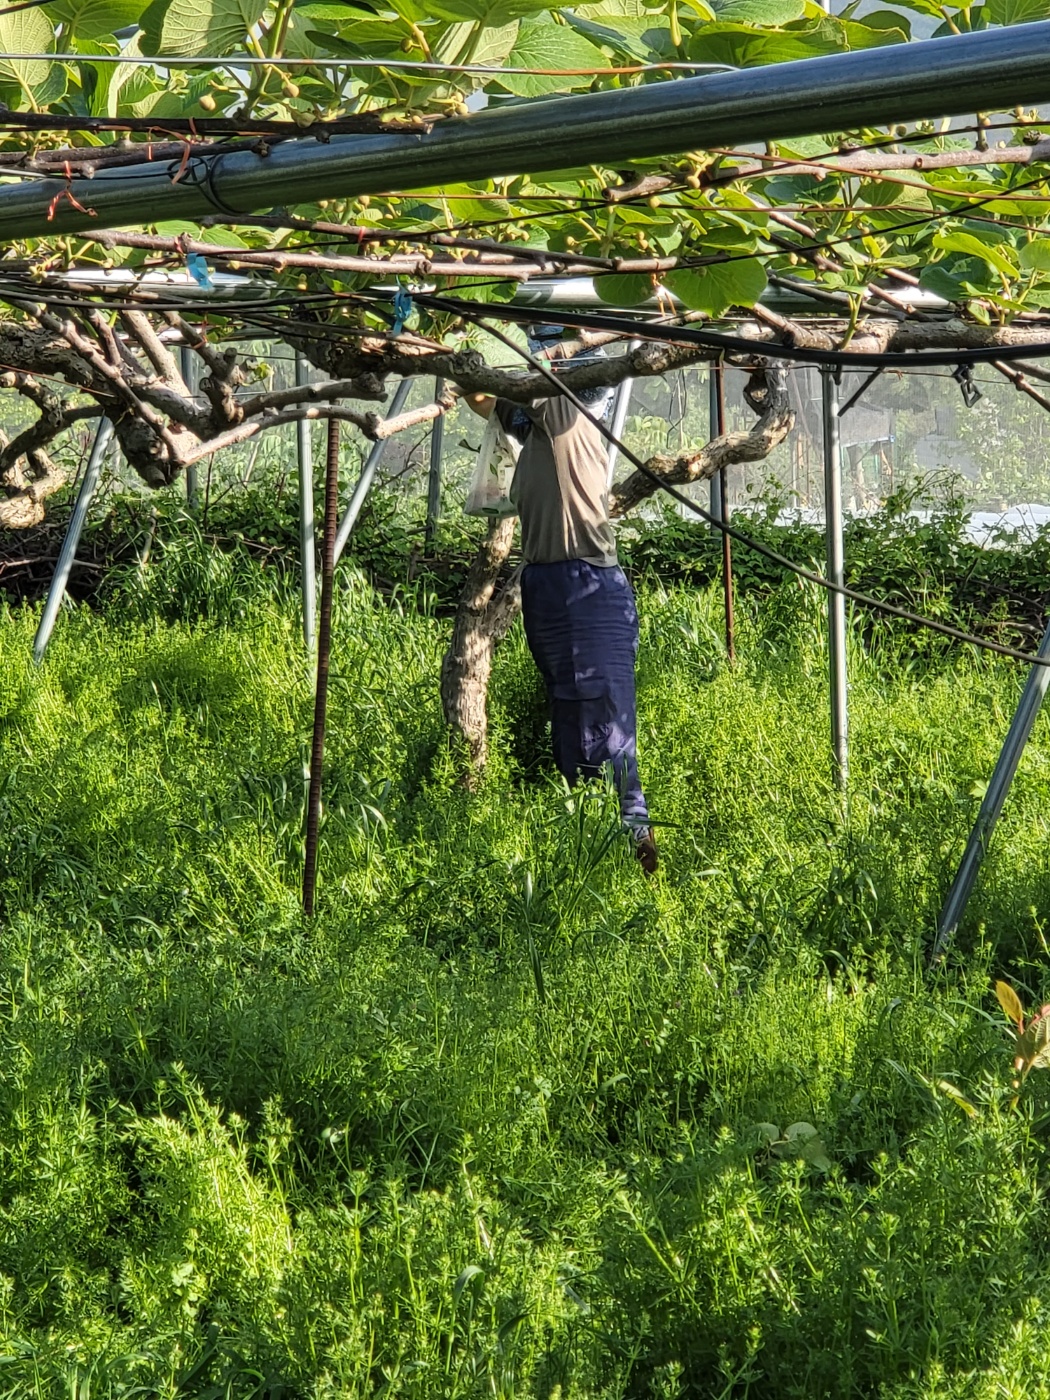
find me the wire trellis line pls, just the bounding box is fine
[411,289,1050,370]
[0,50,736,75]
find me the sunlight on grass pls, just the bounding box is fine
[2,540,1050,1397]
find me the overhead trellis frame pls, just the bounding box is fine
[12,13,1050,933]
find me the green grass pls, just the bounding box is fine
[3,536,1050,1398]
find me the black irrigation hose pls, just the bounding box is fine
[440,297,1050,671]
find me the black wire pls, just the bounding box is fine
[9,259,1048,671]
[588,167,1050,279]
[21,133,1048,311]
[411,288,1050,370]
[447,298,1050,671]
[14,260,1050,375]
[136,161,1050,312]
[397,166,1050,293]
[173,152,251,220]
[0,280,354,319]
[430,150,1050,240]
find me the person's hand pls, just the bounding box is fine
[465,393,495,419]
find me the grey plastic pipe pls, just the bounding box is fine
[2,24,1050,239]
[605,378,634,487]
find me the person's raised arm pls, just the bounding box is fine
[464,393,495,419]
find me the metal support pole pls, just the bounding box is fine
[33,416,113,664]
[296,352,317,652]
[932,618,1050,961]
[606,378,635,486]
[425,376,444,549]
[708,367,724,531]
[606,344,639,486]
[303,418,341,918]
[708,364,736,661]
[716,369,733,663]
[332,377,412,565]
[822,368,848,790]
[180,346,199,514]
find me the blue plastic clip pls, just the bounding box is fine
[390,286,413,337]
[185,251,214,291]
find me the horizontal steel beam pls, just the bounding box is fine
[1,23,1049,241]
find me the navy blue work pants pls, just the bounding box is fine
[520,560,648,828]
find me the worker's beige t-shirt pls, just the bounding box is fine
[496,394,617,568]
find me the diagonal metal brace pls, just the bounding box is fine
[932,615,1050,962]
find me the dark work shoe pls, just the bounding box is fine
[634,829,659,875]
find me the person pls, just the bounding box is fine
[466,324,658,874]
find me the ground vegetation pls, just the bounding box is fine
[1,514,1050,1395]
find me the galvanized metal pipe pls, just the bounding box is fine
[296,352,317,652]
[710,363,735,663]
[932,616,1050,961]
[332,378,413,565]
[606,343,639,487]
[605,381,634,485]
[822,368,848,791]
[33,416,113,663]
[5,25,1050,239]
[180,346,199,514]
[425,376,444,549]
[303,417,341,918]
[708,368,724,535]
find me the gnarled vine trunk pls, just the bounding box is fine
[439,514,522,783]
